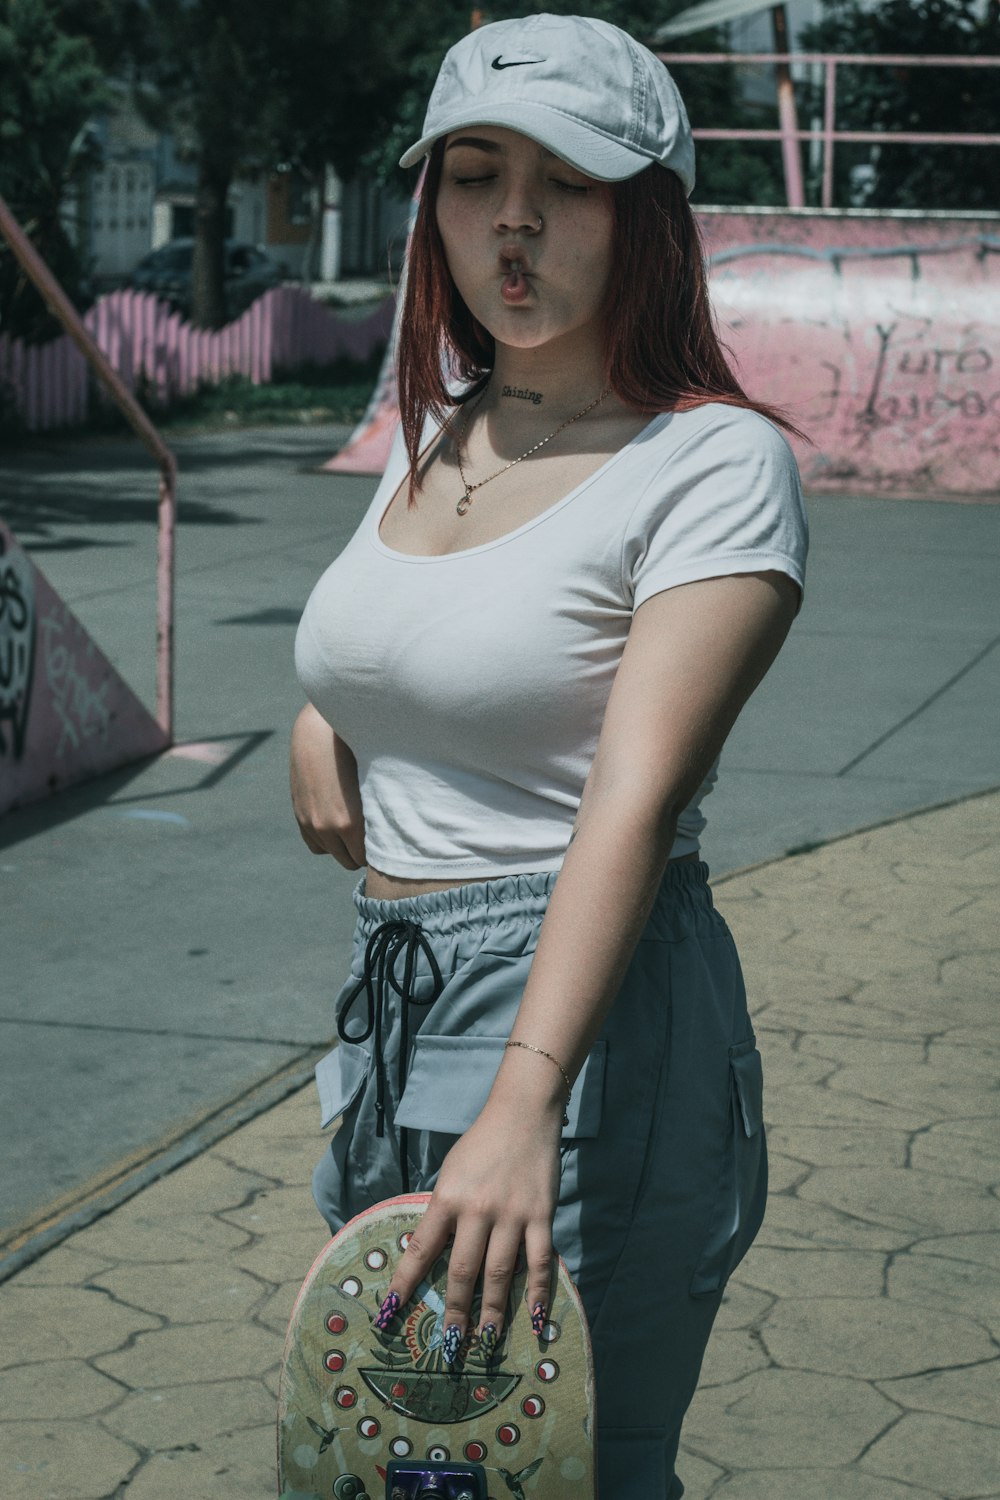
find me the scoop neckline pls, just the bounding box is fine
[369,410,671,563]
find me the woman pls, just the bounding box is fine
[291,14,809,1497]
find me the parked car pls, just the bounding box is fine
[126,238,290,320]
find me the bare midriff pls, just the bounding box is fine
[363,849,700,901]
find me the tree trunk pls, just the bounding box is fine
[300,167,322,284]
[191,157,230,328]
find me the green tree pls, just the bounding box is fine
[0,0,111,342]
[800,0,1000,209]
[56,0,149,73]
[127,0,426,328]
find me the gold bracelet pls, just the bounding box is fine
[504,1040,572,1126]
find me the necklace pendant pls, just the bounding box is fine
[456,491,472,516]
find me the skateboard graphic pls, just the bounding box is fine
[277,1194,595,1500]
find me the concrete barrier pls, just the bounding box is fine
[0,522,168,815]
[327,207,1000,501]
[701,207,1000,500]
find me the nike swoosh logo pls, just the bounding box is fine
[491,56,543,70]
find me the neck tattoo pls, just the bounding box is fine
[501,384,543,407]
[455,382,611,516]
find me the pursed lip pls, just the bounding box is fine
[498,244,535,274]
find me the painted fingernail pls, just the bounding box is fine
[443,1323,463,1366]
[531,1301,546,1336]
[480,1322,498,1359]
[374,1290,400,1330]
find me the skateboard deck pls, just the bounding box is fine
[277,1194,595,1500]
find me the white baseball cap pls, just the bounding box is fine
[399,13,696,196]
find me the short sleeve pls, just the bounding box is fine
[622,406,809,616]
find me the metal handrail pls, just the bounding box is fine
[655,50,1000,209]
[0,192,176,739]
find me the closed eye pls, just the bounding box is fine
[449,174,590,193]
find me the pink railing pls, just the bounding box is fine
[0,283,394,435]
[655,52,1000,209]
[0,193,180,738]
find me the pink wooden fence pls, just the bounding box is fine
[0,285,394,434]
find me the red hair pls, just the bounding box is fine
[397,139,810,501]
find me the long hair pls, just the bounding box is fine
[397,139,809,502]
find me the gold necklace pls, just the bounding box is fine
[455,383,612,516]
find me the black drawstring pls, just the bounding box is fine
[336,918,445,1192]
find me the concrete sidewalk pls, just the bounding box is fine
[2,785,997,1500]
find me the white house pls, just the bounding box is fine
[75,81,410,292]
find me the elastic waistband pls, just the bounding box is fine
[352,859,714,940]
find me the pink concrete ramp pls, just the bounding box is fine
[321,325,401,476]
[701,210,1000,500]
[323,179,420,477]
[0,521,168,815]
[323,209,1000,499]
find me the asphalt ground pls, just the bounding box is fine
[2,422,998,1275]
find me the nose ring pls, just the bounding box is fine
[536,214,544,231]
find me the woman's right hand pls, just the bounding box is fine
[289,703,366,869]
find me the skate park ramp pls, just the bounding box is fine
[327,207,1000,502]
[0,520,168,815]
[702,207,1000,499]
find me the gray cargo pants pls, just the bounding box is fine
[311,861,767,1499]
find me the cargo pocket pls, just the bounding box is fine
[314,1039,370,1130]
[395,1034,606,1184]
[690,1037,768,1297]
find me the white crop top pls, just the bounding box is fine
[295,401,809,877]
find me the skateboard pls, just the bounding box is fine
[277,1194,595,1500]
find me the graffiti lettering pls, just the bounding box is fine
[810,360,843,421]
[39,611,111,757]
[0,537,36,761]
[927,389,1000,420]
[706,229,1000,492]
[0,565,29,632]
[869,389,1000,426]
[857,323,896,441]
[873,394,921,423]
[898,346,993,377]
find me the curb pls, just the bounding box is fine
[0,1044,328,1285]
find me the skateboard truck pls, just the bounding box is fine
[387,1457,487,1499]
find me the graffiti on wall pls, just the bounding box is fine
[0,528,36,760]
[39,605,112,759]
[325,213,1000,498]
[702,220,1000,498]
[0,521,168,815]
[860,331,995,429]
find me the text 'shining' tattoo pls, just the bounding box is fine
[501,384,543,406]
